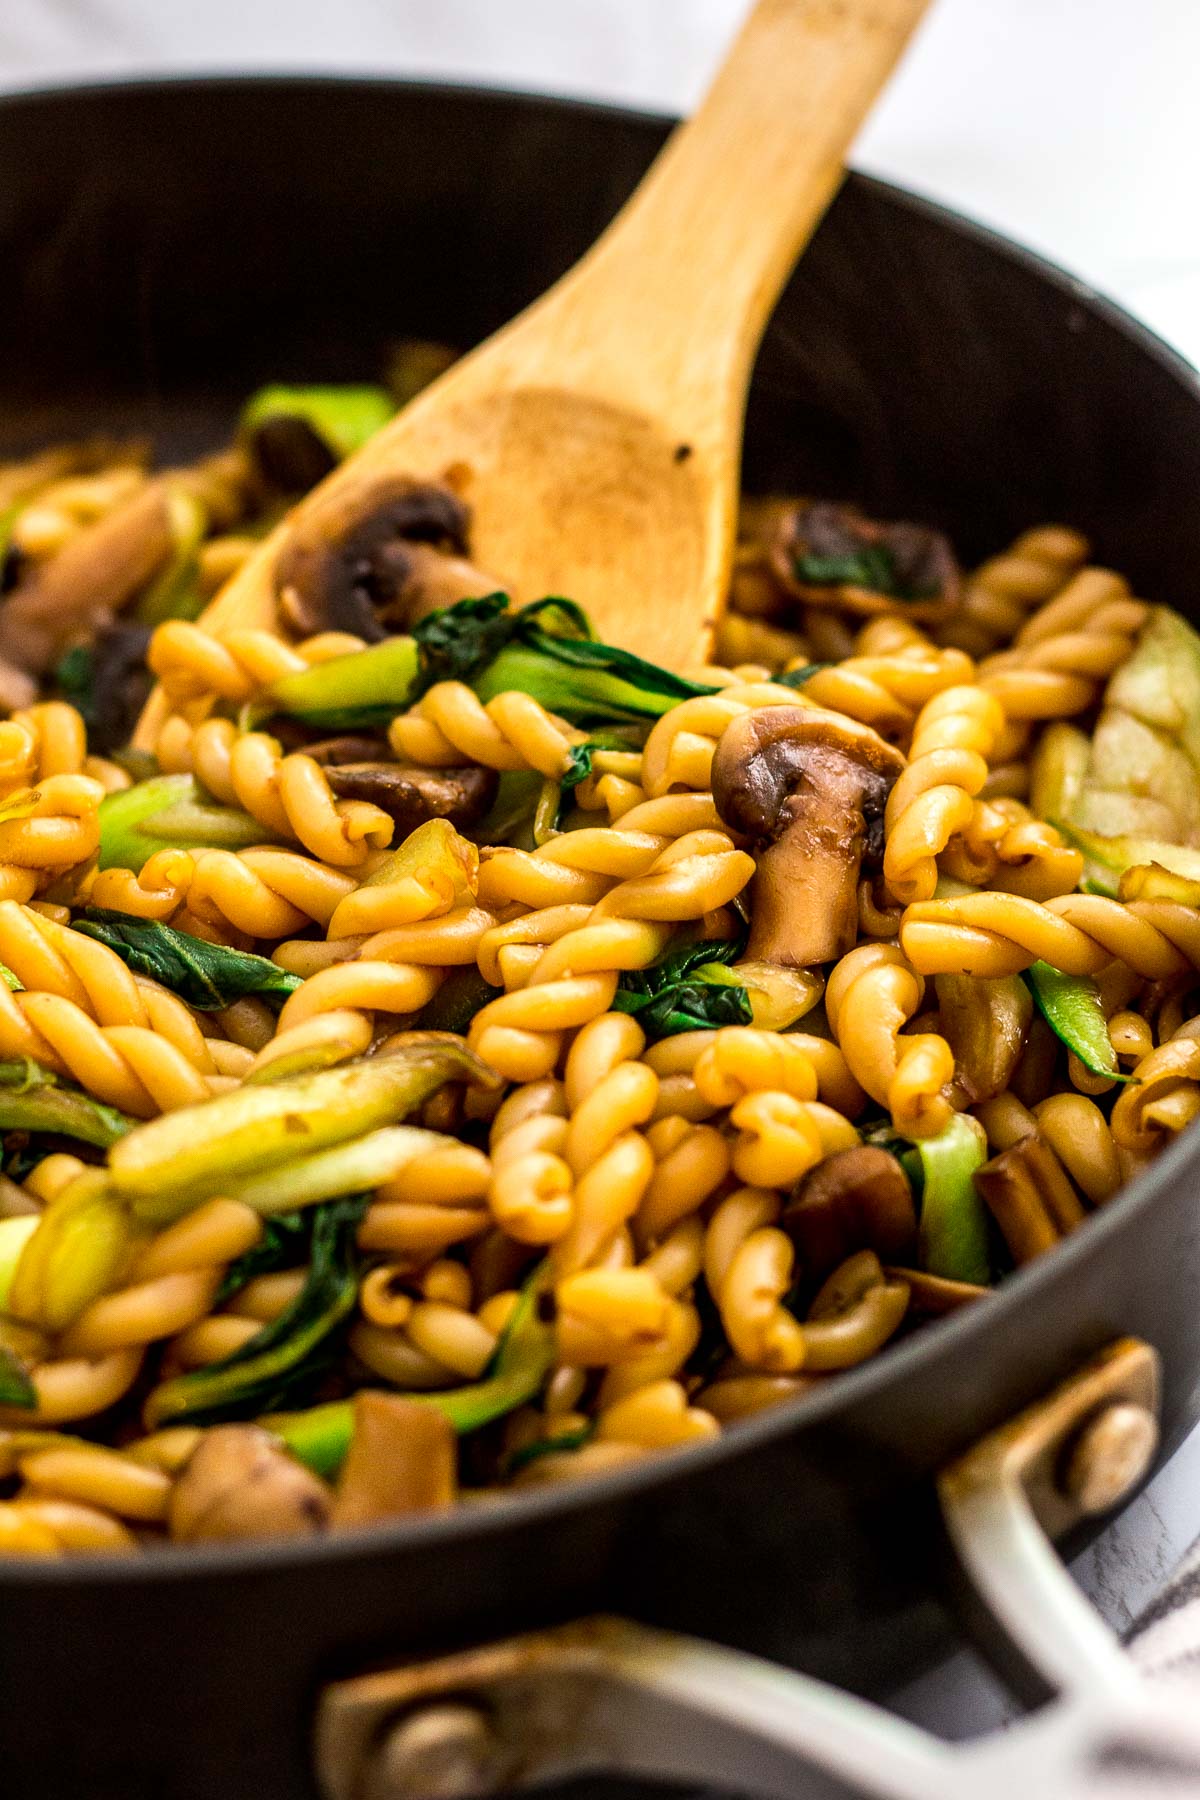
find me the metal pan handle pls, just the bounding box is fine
[315,1339,1200,1800]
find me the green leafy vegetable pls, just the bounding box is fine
[0,1057,132,1148]
[912,1113,990,1285]
[266,1268,555,1479]
[98,774,271,872]
[74,910,301,1011]
[792,544,939,599]
[504,1421,594,1476]
[0,965,21,993]
[257,594,717,733]
[144,1193,370,1426]
[613,937,752,1039]
[215,1208,312,1307]
[417,967,503,1036]
[1024,961,1127,1081]
[777,661,830,690]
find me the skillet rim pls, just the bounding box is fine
[0,70,1197,1586]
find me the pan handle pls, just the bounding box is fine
[314,1339,1200,1800]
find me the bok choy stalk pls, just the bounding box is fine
[0,1059,132,1148]
[255,594,717,732]
[143,1194,370,1427]
[73,911,302,1011]
[98,773,272,872]
[266,1269,554,1479]
[9,1038,498,1333]
[107,1036,498,1224]
[0,1216,39,1407]
[912,1114,990,1286]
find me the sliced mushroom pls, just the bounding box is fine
[781,1145,916,1278]
[885,1266,989,1314]
[324,762,498,833]
[331,1391,457,1527]
[974,1132,1086,1266]
[936,973,1033,1106]
[168,1424,332,1542]
[711,706,906,966]
[274,474,498,639]
[770,499,960,623]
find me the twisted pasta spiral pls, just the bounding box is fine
[184,719,392,867]
[799,632,975,745]
[977,568,1149,721]
[937,525,1089,657]
[900,892,1200,981]
[147,620,367,706]
[0,1198,263,1427]
[388,682,583,778]
[0,773,104,902]
[825,943,954,1137]
[882,685,1005,903]
[90,845,358,939]
[0,901,247,1114]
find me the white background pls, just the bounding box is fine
[4,0,1200,1737]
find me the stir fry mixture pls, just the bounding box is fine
[0,367,1196,1557]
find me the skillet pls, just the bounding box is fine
[2,75,1200,1800]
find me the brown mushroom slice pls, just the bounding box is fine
[168,1424,332,1543]
[781,1145,916,1278]
[770,499,961,623]
[324,762,498,834]
[974,1132,1086,1267]
[936,973,1033,1106]
[801,1249,910,1371]
[885,1267,990,1314]
[330,1392,458,1527]
[273,474,499,640]
[711,706,906,966]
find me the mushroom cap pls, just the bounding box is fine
[782,1144,916,1278]
[273,474,485,640]
[712,706,906,843]
[324,761,498,832]
[168,1424,332,1543]
[711,707,906,969]
[770,499,961,623]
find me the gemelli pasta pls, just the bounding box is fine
[0,378,1197,1555]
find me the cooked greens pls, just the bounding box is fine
[73,910,301,1011]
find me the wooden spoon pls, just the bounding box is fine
[144,0,929,721]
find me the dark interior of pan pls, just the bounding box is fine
[3,78,1200,1800]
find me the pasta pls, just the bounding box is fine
[0,392,1197,1555]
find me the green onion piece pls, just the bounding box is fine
[266,1271,554,1479]
[98,775,270,872]
[1025,961,1127,1080]
[74,910,301,1012]
[913,1114,990,1286]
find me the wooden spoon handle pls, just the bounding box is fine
[539,0,931,431]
